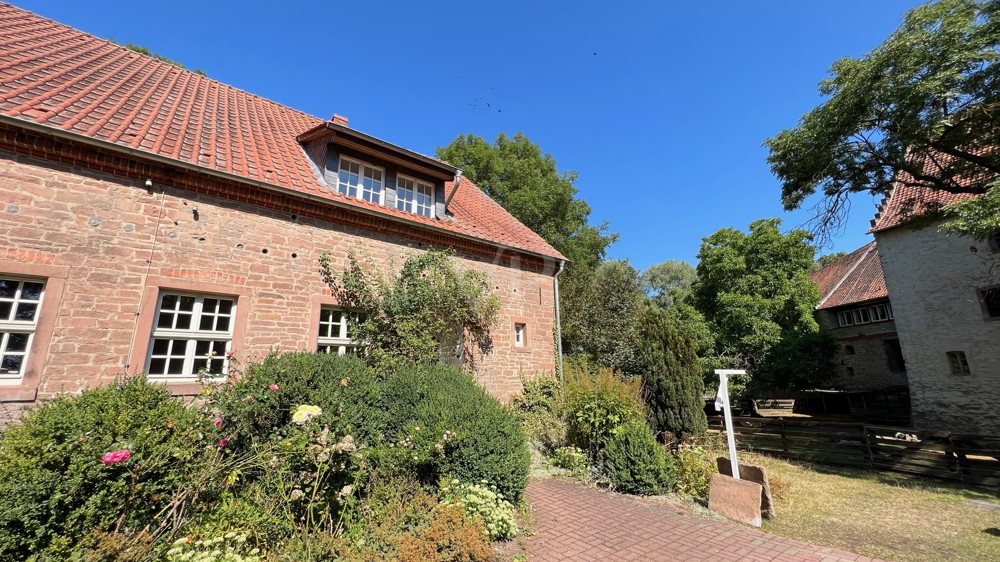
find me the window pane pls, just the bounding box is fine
[21,282,43,301]
[6,333,29,352]
[203,298,219,314]
[14,303,37,321]
[199,314,215,331]
[216,316,230,332]
[858,308,870,323]
[167,358,186,374]
[179,296,196,311]
[157,311,175,329]
[161,294,177,310]
[195,340,211,356]
[1,355,23,374]
[983,288,1000,317]
[175,313,192,330]
[152,338,170,354]
[0,302,11,321]
[218,300,233,315]
[0,280,16,299]
[148,357,166,374]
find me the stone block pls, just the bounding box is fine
[717,457,775,519]
[708,473,762,527]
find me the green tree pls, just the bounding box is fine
[641,259,697,308]
[319,249,499,372]
[766,0,1000,242]
[814,251,848,271]
[436,132,616,269]
[560,260,646,375]
[637,305,707,442]
[692,219,830,390]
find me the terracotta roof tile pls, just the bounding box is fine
[0,3,563,260]
[810,242,888,310]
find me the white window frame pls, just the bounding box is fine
[946,350,971,375]
[337,156,384,205]
[837,302,894,327]
[514,323,526,348]
[0,277,44,386]
[146,292,235,382]
[395,174,436,218]
[317,306,361,356]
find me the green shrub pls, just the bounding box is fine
[440,479,517,541]
[0,378,211,559]
[600,419,673,495]
[207,352,375,449]
[551,446,588,475]
[375,363,530,502]
[512,375,567,455]
[166,533,261,562]
[672,444,716,499]
[563,360,645,458]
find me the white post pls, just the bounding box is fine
[715,369,746,480]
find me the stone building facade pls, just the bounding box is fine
[0,6,563,423]
[873,219,1000,435]
[810,243,907,391]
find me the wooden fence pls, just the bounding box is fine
[707,416,1000,487]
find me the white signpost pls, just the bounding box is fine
[714,369,746,480]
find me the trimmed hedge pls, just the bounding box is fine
[601,419,674,495]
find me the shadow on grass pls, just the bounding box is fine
[984,528,1000,538]
[746,451,1000,501]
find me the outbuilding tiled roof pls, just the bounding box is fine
[810,242,889,310]
[0,3,564,260]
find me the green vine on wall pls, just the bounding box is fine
[319,249,499,372]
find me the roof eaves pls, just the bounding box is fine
[1,114,563,264]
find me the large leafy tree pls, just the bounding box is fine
[766,0,1000,242]
[437,132,616,269]
[692,219,834,390]
[640,259,698,309]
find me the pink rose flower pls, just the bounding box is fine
[100,449,131,464]
[225,350,235,358]
[218,438,229,448]
[269,384,279,392]
[213,417,223,429]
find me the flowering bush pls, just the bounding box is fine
[291,404,322,425]
[0,378,212,559]
[440,479,517,541]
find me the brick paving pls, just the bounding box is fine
[512,478,883,562]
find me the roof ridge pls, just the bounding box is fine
[816,242,875,309]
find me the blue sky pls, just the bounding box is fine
[16,0,924,270]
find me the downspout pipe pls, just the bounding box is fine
[554,260,566,382]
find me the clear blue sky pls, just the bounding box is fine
[16,0,924,270]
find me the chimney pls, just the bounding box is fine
[331,114,349,127]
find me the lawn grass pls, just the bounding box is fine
[741,452,1000,562]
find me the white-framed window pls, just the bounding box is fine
[317,307,361,355]
[837,302,894,327]
[395,174,435,218]
[146,292,235,381]
[514,323,526,348]
[337,156,384,204]
[0,277,44,385]
[946,350,971,375]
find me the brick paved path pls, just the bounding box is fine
[512,478,882,562]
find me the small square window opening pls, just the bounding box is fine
[946,351,971,375]
[514,323,526,348]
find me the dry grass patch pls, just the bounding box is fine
[743,452,1000,562]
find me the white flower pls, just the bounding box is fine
[291,404,322,425]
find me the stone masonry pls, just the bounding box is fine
[875,222,1000,434]
[0,150,558,418]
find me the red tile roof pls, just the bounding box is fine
[810,242,889,310]
[869,152,985,233]
[0,3,563,260]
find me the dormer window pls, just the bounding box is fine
[338,156,384,204]
[396,174,435,218]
